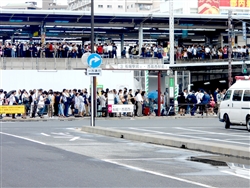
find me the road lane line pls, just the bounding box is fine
[103,159,216,188]
[129,128,250,146]
[0,132,46,145]
[103,158,175,161]
[221,170,250,180]
[175,128,250,138]
[69,137,80,141]
[41,133,50,137]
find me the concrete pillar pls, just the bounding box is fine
[139,24,143,55]
[120,34,124,52]
[10,36,14,44]
[237,35,247,46]
[95,35,98,44]
[40,22,46,46]
[220,35,224,48]
[81,37,85,47]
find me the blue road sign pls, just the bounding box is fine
[87,53,102,68]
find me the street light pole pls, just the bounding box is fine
[91,0,96,127]
[228,10,233,88]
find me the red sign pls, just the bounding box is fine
[198,0,220,14]
[220,0,250,7]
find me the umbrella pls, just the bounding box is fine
[5,90,16,99]
[148,90,158,99]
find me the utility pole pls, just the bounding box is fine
[91,0,96,127]
[228,10,233,88]
[169,0,174,65]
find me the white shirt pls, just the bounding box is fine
[135,93,143,102]
[100,94,106,107]
[107,45,112,52]
[196,92,204,104]
[205,47,210,53]
[0,93,4,105]
[9,94,15,105]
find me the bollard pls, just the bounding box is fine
[45,57,47,70]
[36,57,38,70]
[174,84,179,115]
[22,57,24,70]
[54,56,56,70]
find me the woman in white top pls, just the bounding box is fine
[9,91,17,119]
[79,93,85,117]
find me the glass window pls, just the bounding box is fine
[118,5,123,8]
[243,90,250,101]
[223,90,232,101]
[107,5,112,8]
[98,5,103,8]
[232,90,243,101]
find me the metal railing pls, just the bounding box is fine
[0,57,164,70]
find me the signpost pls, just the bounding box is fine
[243,22,247,41]
[87,53,102,127]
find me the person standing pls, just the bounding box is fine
[135,89,143,117]
[9,90,17,119]
[62,89,70,117]
[0,89,4,119]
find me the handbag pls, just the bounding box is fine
[74,108,79,114]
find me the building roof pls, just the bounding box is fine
[0,9,249,38]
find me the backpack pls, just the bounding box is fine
[121,50,126,56]
[114,96,118,104]
[45,97,50,105]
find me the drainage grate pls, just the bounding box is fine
[188,157,228,166]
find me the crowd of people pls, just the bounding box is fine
[0,86,227,119]
[177,88,227,116]
[0,88,159,119]
[0,41,249,60]
[176,45,249,60]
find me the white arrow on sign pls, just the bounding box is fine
[89,56,100,67]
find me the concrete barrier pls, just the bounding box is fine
[0,57,164,70]
[81,126,250,159]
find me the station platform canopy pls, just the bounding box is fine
[0,9,249,39]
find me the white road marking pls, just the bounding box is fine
[0,132,46,145]
[103,158,175,161]
[103,159,216,188]
[51,132,70,136]
[221,170,250,180]
[41,133,50,137]
[129,128,250,146]
[175,127,250,138]
[69,137,80,141]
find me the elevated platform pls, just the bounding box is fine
[1,57,249,72]
[0,57,166,70]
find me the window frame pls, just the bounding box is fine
[232,90,243,102]
[243,90,250,102]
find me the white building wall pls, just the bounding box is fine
[0,70,134,92]
[160,0,198,14]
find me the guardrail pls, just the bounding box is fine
[0,57,164,70]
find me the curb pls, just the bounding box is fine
[81,126,250,160]
[0,115,217,122]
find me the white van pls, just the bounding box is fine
[219,76,250,132]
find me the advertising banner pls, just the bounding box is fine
[220,0,250,7]
[0,105,25,114]
[198,0,220,14]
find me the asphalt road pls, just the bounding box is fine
[0,118,250,188]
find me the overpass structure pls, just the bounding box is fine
[0,9,250,45]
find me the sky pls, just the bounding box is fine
[0,0,68,7]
